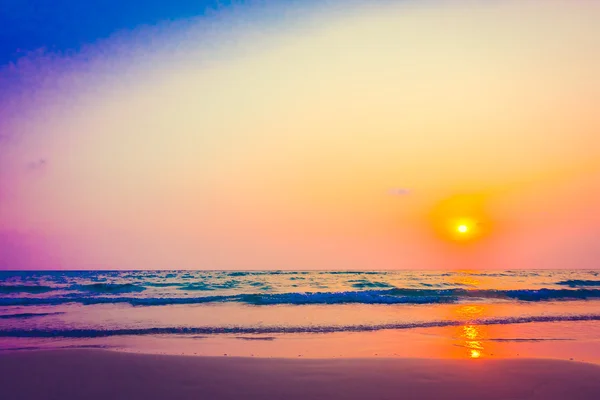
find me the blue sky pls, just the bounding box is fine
[0,0,248,66]
[2,1,600,270]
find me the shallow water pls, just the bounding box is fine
[1,270,599,361]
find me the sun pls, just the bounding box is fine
[427,193,491,243]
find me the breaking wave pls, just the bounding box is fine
[556,280,600,288]
[1,288,600,306]
[73,283,147,293]
[0,285,54,294]
[1,313,599,337]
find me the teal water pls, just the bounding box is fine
[1,270,599,352]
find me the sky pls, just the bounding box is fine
[1,0,599,270]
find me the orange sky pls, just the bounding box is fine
[1,0,599,269]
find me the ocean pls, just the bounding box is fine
[1,270,600,359]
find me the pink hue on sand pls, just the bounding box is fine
[1,350,600,400]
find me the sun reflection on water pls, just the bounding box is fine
[470,349,481,359]
[454,302,487,359]
[462,324,484,358]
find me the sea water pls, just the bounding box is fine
[1,270,599,360]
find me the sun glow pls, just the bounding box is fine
[451,220,480,240]
[428,194,492,244]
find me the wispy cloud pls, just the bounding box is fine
[26,158,47,171]
[389,188,411,196]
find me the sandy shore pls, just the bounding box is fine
[1,350,600,400]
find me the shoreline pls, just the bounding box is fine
[4,319,599,362]
[2,349,600,399]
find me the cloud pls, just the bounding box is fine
[26,158,47,171]
[389,188,411,196]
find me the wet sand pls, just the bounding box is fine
[2,350,600,399]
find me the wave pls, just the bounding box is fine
[1,288,600,306]
[0,283,147,294]
[348,280,395,289]
[144,282,183,288]
[72,283,146,293]
[0,285,54,294]
[179,280,241,291]
[240,288,600,304]
[556,280,600,288]
[1,314,598,337]
[227,271,250,277]
[0,312,65,319]
[322,271,381,275]
[178,283,215,291]
[0,295,231,306]
[485,338,573,342]
[0,345,111,352]
[236,290,458,305]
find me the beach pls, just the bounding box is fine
[2,270,600,398]
[3,0,600,398]
[1,349,600,400]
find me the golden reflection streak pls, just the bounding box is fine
[450,272,487,359]
[461,322,485,358]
